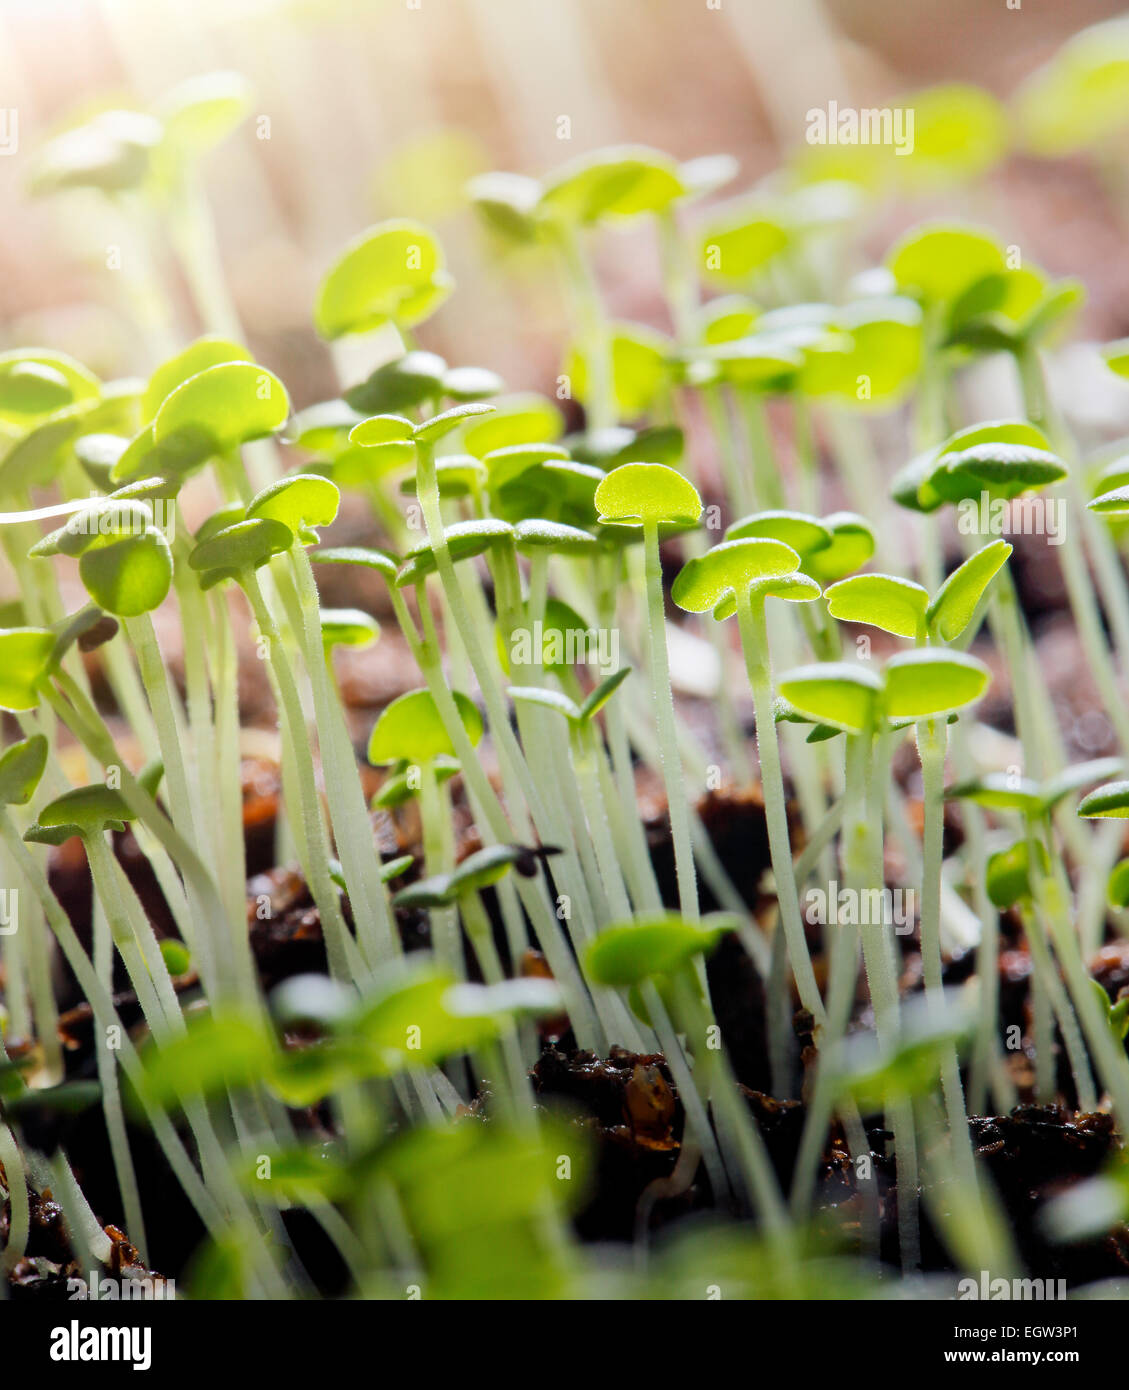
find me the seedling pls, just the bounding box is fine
[596,463,702,919]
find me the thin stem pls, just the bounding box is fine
[735,592,825,1025]
[642,520,699,922]
[242,570,362,982]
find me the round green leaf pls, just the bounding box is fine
[154,362,289,457]
[142,337,253,423]
[0,734,48,805]
[825,573,928,639]
[348,414,416,453]
[78,527,173,617]
[30,498,155,559]
[699,204,791,282]
[698,295,760,345]
[883,649,991,720]
[986,838,1048,910]
[188,517,294,580]
[935,442,1067,503]
[803,512,875,584]
[493,458,602,528]
[703,336,801,391]
[367,688,482,766]
[671,537,802,617]
[28,782,135,840]
[777,662,883,735]
[314,220,451,339]
[894,83,1008,189]
[926,540,1012,642]
[159,939,193,977]
[0,362,75,422]
[584,913,730,988]
[594,462,701,528]
[321,608,379,653]
[725,509,831,558]
[1078,780,1129,820]
[247,473,340,543]
[483,442,571,493]
[887,224,1005,306]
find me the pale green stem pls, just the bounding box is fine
[735,592,824,1025]
[242,570,362,982]
[85,833,148,1260]
[642,520,699,921]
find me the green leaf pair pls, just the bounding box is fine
[779,649,992,734]
[892,420,1065,515]
[825,538,1011,643]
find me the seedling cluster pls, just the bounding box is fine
[4,28,1129,1300]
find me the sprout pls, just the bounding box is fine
[369,687,483,977]
[595,464,702,920]
[314,220,452,339]
[673,536,824,1022]
[320,608,379,687]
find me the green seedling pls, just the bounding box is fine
[673,536,824,1012]
[315,221,452,339]
[369,688,483,974]
[596,463,701,920]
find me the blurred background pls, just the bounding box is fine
[2,0,1129,414]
